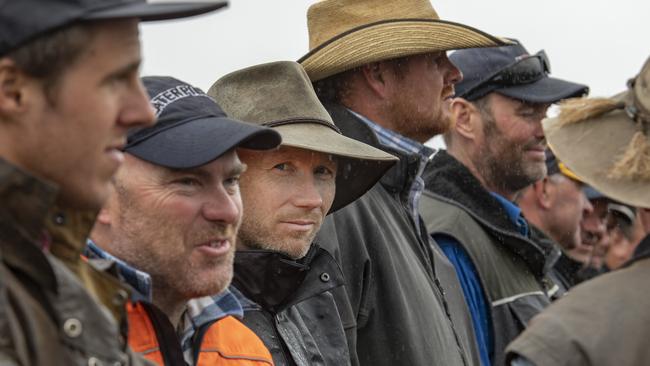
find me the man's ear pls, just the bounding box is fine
[451,98,477,140]
[360,62,393,99]
[534,178,553,209]
[0,58,28,116]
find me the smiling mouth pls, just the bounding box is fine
[196,239,231,256]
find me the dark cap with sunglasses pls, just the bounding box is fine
[450,39,589,103]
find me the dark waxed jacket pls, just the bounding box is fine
[315,104,481,366]
[0,159,152,366]
[507,234,650,366]
[419,151,560,366]
[232,244,350,366]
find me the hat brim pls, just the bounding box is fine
[497,77,589,104]
[127,117,281,169]
[85,1,227,22]
[544,92,650,208]
[272,123,397,212]
[298,19,511,82]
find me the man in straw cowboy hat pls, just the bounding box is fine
[89,76,281,365]
[0,0,226,364]
[506,56,650,366]
[418,40,588,366]
[209,61,397,366]
[299,0,511,364]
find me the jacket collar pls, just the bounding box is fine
[0,159,58,292]
[324,102,425,196]
[424,150,558,277]
[232,244,344,313]
[0,159,100,294]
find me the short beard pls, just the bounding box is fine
[237,220,314,260]
[477,107,546,194]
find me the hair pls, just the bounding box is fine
[313,55,414,104]
[5,22,95,103]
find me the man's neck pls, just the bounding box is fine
[152,287,186,329]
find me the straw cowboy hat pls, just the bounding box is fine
[208,61,398,212]
[298,0,512,82]
[544,56,650,208]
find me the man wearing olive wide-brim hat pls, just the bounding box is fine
[299,0,510,364]
[507,57,650,366]
[209,61,397,366]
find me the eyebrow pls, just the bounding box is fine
[104,59,141,83]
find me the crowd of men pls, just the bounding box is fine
[1,0,649,365]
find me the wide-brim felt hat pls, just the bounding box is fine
[209,61,398,213]
[297,0,512,82]
[544,56,650,208]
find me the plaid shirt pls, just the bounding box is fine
[84,240,243,365]
[348,110,436,233]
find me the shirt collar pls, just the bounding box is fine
[490,192,528,236]
[84,239,153,302]
[347,109,435,159]
[180,287,244,362]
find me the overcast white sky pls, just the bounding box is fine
[141,0,650,98]
[140,0,649,148]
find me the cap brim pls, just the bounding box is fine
[126,117,281,169]
[299,19,512,82]
[583,186,605,200]
[85,1,227,22]
[497,77,589,104]
[272,123,397,212]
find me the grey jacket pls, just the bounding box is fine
[507,234,650,366]
[315,104,480,366]
[0,160,151,366]
[419,151,559,366]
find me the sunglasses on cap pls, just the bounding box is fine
[462,50,551,100]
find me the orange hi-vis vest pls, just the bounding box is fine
[127,301,274,365]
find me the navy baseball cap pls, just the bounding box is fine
[0,0,227,56]
[450,40,589,103]
[124,76,281,169]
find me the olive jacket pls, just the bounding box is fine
[0,159,151,366]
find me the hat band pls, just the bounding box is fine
[299,18,501,64]
[264,117,342,134]
[461,50,550,101]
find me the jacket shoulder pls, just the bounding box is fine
[199,316,274,365]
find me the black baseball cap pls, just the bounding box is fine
[0,0,227,56]
[124,76,281,169]
[450,39,589,103]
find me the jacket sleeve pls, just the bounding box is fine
[435,234,493,366]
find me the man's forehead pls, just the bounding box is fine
[241,145,336,163]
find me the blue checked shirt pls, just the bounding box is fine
[84,240,243,365]
[348,110,436,232]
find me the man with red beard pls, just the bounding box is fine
[418,40,588,366]
[88,76,282,365]
[300,0,510,364]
